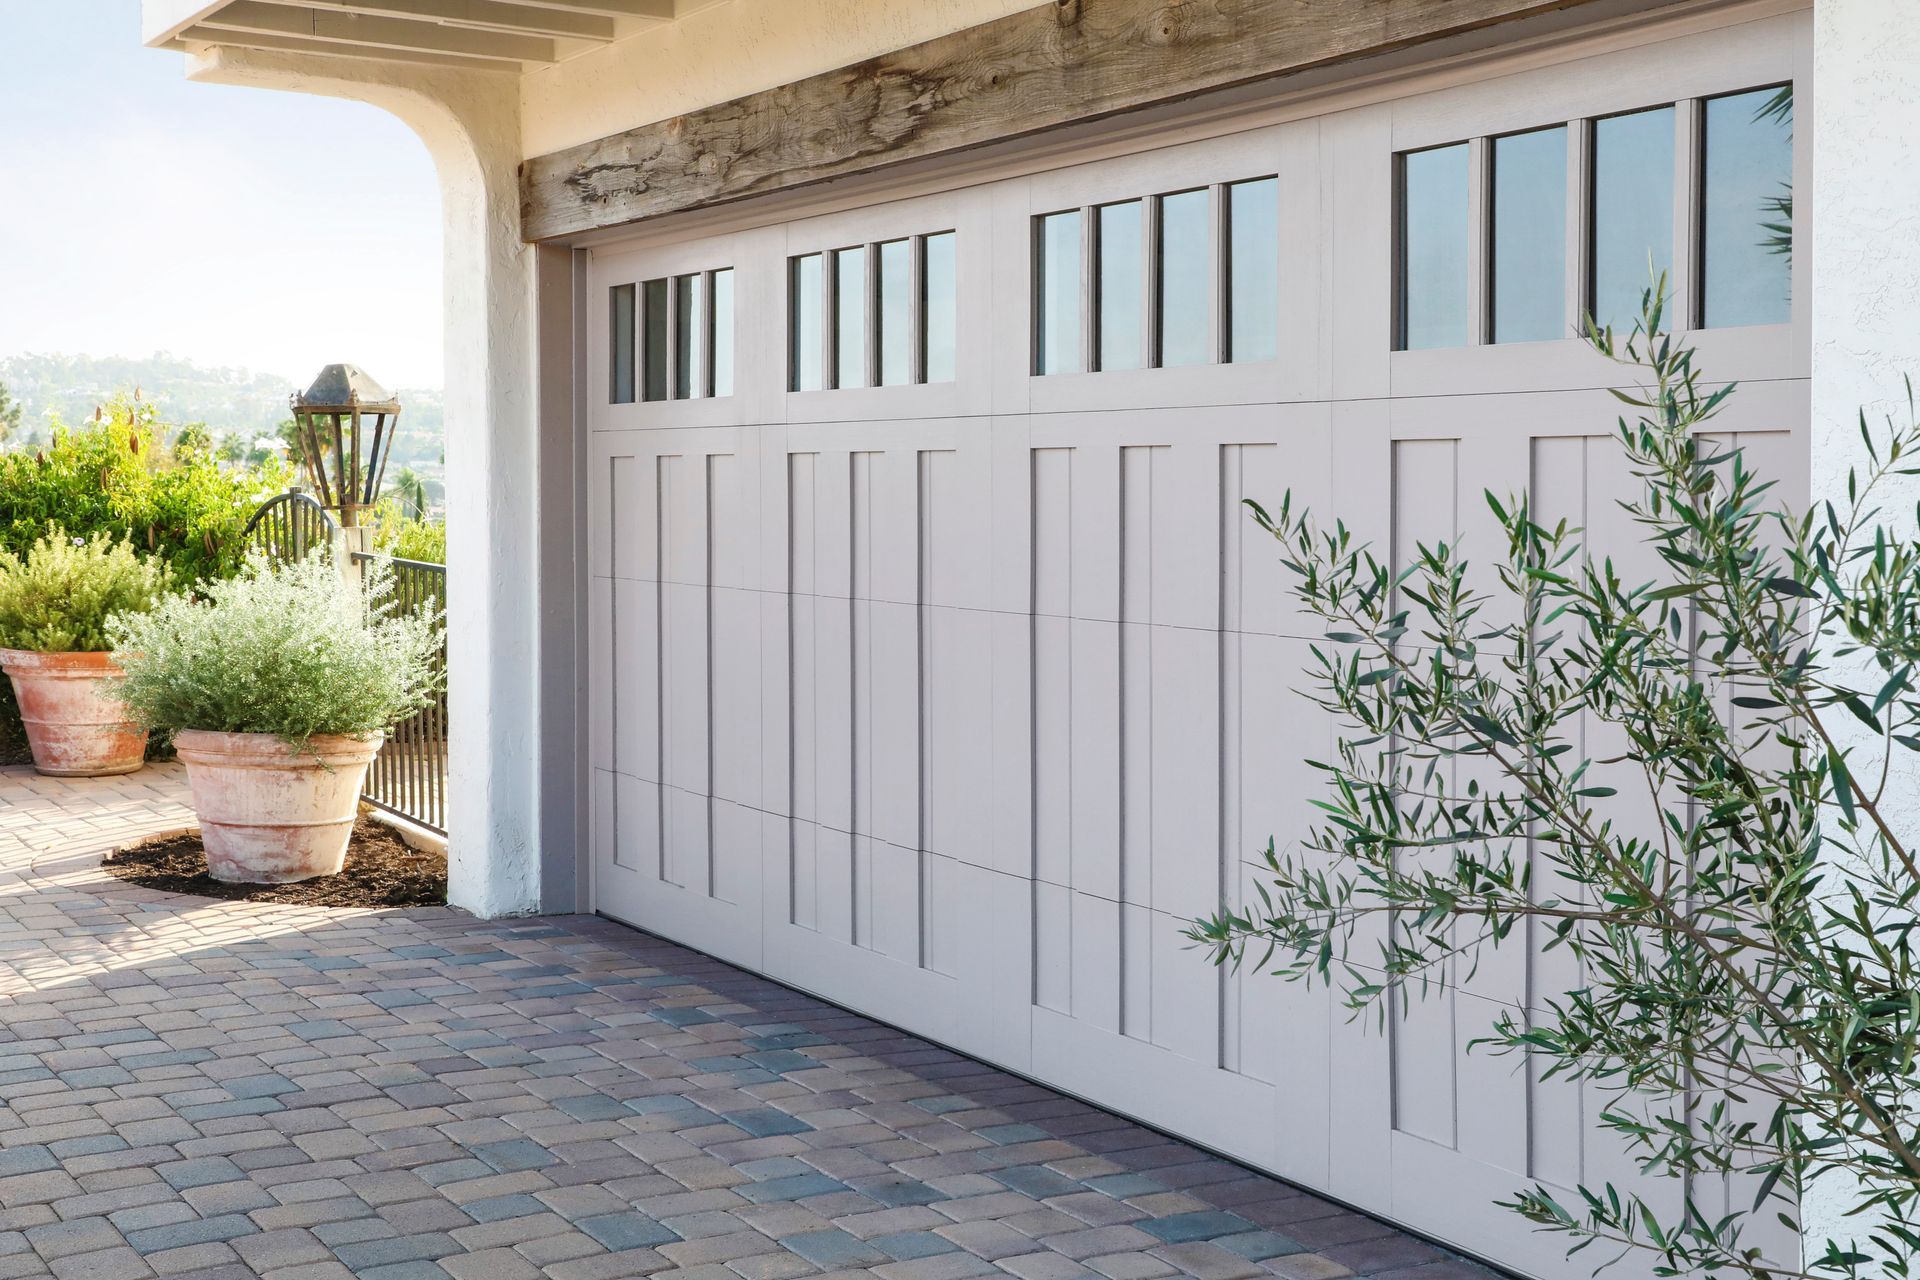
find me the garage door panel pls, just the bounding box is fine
[588,574,614,769]
[661,578,710,797]
[808,822,855,945]
[585,22,1809,1274]
[1068,616,1122,900]
[765,894,972,1043]
[1033,881,1071,1014]
[1069,889,1122,1033]
[607,451,654,581]
[1032,1003,1277,1166]
[711,584,761,808]
[1064,445,1121,622]
[867,597,921,850]
[662,782,710,894]
[1147,906,1217,1062]
[711,797,760,911]
[610,577,657,783]
[611,771,658,876]
[867,838,924,966]
[1150,623,1221,922]
[788,818,817,931]
[926,604,994,869]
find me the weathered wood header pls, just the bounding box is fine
[519,0,1602,242]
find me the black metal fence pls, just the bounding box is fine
[242,490,337,560]
[244,491,448,836]
[353,552,448,836]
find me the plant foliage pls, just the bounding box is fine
[368,497,446,564]
[1190,285,1920,1278]
[109,553,442,748]
[0,532,168,653]
[0,394,290,582]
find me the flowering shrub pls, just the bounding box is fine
[110,553,442,748]
[0,533,168,652]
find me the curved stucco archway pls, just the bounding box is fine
[184,46,555,919]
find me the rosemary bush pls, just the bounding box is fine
[1192,287,1920,1279]
[109,553,442,747]
[0,532,168,653]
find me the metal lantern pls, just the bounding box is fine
[290,364,401,528]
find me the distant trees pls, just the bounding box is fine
[0,380,20,445]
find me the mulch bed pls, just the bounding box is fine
[103,812,447,907]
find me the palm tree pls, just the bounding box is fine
[388,466,431,519]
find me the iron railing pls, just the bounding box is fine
[353,552,448,836]
[243,489,337,562]
[244,490,448,836]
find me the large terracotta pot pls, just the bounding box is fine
[0,649,146,777]
[172,729,382,883]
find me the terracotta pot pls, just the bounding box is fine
[172,729,383,884]
[0,649,146,777]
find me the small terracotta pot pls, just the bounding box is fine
[0,649,146,777]
[172,729,383,884]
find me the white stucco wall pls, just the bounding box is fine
[1807,0,1920,1266]
[182,46,547,920]
[520,0,1035,157]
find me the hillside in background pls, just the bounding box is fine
[0,352,444,470]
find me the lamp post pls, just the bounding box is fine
[289,364,401,530]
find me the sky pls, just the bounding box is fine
[0,1,444,388]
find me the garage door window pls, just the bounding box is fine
[610,269,733,403]
[609,283,636,404]
[834,248,868,388]
[1395,82,1792,349]
[1396,143,1471,350]
[1158,188,1212,368]
[1039,175,1278,374]
[923,232,957,383]
[1701,85,1792,328]
[1590,106,1674,335]
[793,232,958,391]
[1226,177,1280,363]
[1490,126,1567,343]
[1097,201,1144,372]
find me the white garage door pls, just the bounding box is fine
[583,12,1809,1276]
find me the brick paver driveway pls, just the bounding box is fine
[0,765,1496,1280]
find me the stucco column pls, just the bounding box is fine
[186,47,554,917]
[1808,0,1920,1266]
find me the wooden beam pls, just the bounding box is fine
[199,1,557,63]
[521,0,1608,241]
[245,0,617,40]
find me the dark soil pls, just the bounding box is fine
[103,812,447,907]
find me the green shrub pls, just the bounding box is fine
[0,533,168,652]
[109,553,442,748]
[0,394,293,760]
[368,499,445,564]
[0,394,290,583]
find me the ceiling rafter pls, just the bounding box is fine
[243,0,616,40]
[493,0,674,17]
[195,0,559,64]
[178,23,526,68]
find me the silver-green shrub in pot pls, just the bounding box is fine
[110,554,441,883]
[0,534,167,777]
